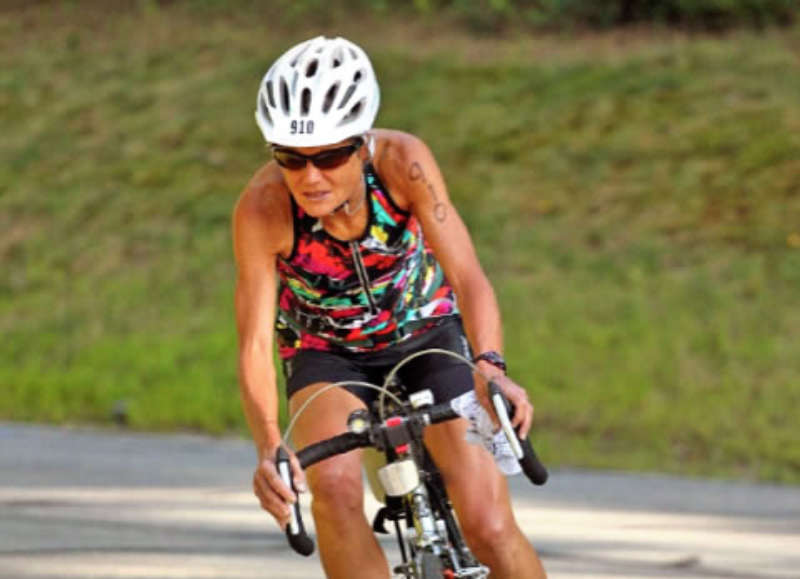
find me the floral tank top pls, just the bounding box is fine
[275,163,459,358]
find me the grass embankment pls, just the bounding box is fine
[1,4,799,482]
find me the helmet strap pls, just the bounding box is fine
[365,132,376,160]
[331,174,367,217]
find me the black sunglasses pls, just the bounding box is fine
[272,139,363,171]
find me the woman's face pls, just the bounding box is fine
[274,138,365,219]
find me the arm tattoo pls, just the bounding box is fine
[409,161,447,223]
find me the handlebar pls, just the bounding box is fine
[278,388,547,556]
[297,430,372,469]
[297,404,459,470]
[275,447,315,557]
[488,381,548,485]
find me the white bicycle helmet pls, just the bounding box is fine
[255,36,380,147]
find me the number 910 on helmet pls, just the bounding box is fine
[255,36,381,148]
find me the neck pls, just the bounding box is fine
[320,176,368,239]
[332,173,367,215]
[339,192,366,216]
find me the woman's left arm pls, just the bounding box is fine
[381,133,534,437]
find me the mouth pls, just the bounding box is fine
[302,190,333,202]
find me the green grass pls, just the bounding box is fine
[1,3,799,483]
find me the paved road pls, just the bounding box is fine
[1,422,798,579]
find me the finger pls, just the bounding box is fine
[255,485,289,518]
[510,395,524,429]
[519,403,533,440]
[253,476,292,521]
[257,465,297,504]
[253,471,291,510]
[508,389,525,428]
[288,452,308,493]
[509,391,532,439]
[267,459,300,502]
[516,388,533,438]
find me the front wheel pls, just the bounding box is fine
[418,552,444,578]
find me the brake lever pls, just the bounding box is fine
[488,380,548,486]
[275,446,315,556]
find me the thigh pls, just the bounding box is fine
[423,419,514,525]
[285,349,380,492]
[289,382,369,494]
[288,381,368,448]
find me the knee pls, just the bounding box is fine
[309,459,364,520]
[460,507,518,561]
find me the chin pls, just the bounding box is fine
[296,199,339,219]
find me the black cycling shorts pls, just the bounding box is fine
[282,316,474,407]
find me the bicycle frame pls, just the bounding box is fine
[276,349,548,578]
[359,390,489,578]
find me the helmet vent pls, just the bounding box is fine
[258,94,272,126]
[290,43,312,67]
[323,83,339,113]
[331,46,344,68]
[340,99,364,126]
[338,83,356,110]
[266,81,276,108]
[279,78,290,114]
[256,37,379,145]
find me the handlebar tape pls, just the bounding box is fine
[275,447,315,556]
[426,404,460,425]
[296,431,371,470]
[488,381,549,486]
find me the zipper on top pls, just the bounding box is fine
[349,241,379,315]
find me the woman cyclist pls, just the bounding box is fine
[233,36,547,578]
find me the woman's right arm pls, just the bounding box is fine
[232,176,304,528]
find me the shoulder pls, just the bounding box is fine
[233,161,293,261]
[371,129,439,209]
[372,129,435,176]
[371,129,447,213]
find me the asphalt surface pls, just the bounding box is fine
[1,422,799,579]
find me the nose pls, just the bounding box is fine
[298,162,324,184]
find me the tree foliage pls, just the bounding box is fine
[431,0,797,31]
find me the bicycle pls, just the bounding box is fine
[275,349,548,578]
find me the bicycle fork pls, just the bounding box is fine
[403,484,486,578]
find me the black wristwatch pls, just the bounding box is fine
[474,351,507,374]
